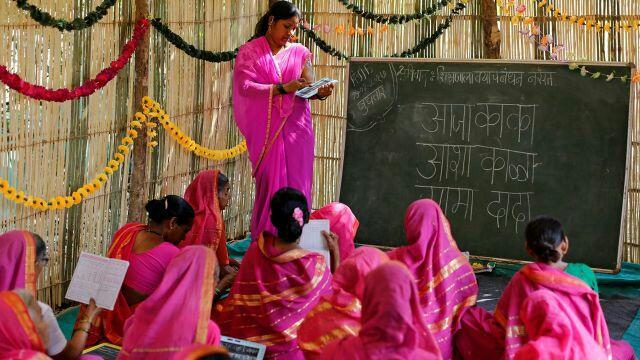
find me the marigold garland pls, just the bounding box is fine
[0,18,149,102]
[139,97,247,160]
[12,0,117,31]
[0,115,144,211]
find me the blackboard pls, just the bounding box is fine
[83,343,120,359]
[339,59,633,271]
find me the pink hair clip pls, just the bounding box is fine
[293,207,304,227]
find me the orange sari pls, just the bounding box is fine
[0,291,50,360]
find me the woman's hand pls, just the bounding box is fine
[283,78,310,94]
[217,267,238,293]
[86,298,102,322]
[322,230,340,273]
[315,83,334,99]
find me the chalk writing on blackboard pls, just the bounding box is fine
[393,65,555,88]
[348,63,398,132]
[415,185,476,220]
[486,191,534,234]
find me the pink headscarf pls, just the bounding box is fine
[0,230,38,294]
[320,261,442,360]
[310,202,358,262]
[388,199,478,359]
[119,246,219,360]
[181,170,230,266]
[215,233,332,359]
[298,247,388,357]
[514,290,608,360]
[0,291,50,360]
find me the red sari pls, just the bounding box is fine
[77,223,147,346]
[181,170,230,266]
[0,291,50,360]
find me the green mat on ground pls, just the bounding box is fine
[623,309,640,355]
[228,235,252,262]
[56,305,79,340]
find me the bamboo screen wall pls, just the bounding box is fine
[0,0,638,308]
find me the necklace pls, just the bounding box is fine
[146,229,162,237]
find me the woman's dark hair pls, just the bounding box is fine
[145,195,195,225]
[217,172,229,194]
[270,187,309,243]
[525,216,565,263]
[255,1,302,37]
[33,233,46,261]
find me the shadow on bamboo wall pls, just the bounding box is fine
[0,0,638,308]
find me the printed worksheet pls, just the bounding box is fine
[65,252,129,311]
[299,219,331,269]
[295,78,338,99]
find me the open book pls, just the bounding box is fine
[65,252,129,311]
[299,219,331,269]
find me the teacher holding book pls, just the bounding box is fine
[233,1,334,237]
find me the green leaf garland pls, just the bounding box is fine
[337,0,454,24]
[12,0,117,31]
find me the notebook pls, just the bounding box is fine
[221,336,266,360]
[299,219,331,269]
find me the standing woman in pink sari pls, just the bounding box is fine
[388,199,478,360]
[233,1,334,237]
[119,246,220,360]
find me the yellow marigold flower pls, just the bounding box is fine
[167,124,176,132]
[13,191,25,204]
[84,183,96,194]
[55,196,66,208]
[108,160,120,171]
[195,149,204,157]
[188,143,197,151]
[143,108,153,116]
[569,16,577,23]
[118,145,130,155]
[104,166,114,175]
[25,196,37,207]
[97,174,109,184]
[131,120,143,129]
[171,129,180,138]
[0,178,8,192]
[4,187,16,200]
[157,109,166,117]
[537,0,546,8]
[142,96,154,108]
[72,192,82,204]
[114,153,125,163]
[604,22,612,32]
[146,121,158,129]
[92,179,103,190]
[78,188,89,197]
[147,130,157,138]
[160,118,170,127]
[578,17,586,25]
[48,198,58,210]
[148,141,159,148]
[510,16,519,25]
[38,199,48,210]
[122,136,135,145]
[135,113,146,122]
[64,196,74,208]
[127,129,138,138]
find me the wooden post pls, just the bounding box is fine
[482,0,501,59]
[128,0,150,222]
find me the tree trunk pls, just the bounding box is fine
[482,0,501,59]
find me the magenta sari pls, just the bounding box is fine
[0,291,50,360]
[298,247,389,358]
[309,202,358,262]
[119,246,219,359]
[388,199,478,360]
[456,262,634,360]
[233,36,314,237]
[215,233,332,359]
[0,230,38,294]
[319,261,442,360]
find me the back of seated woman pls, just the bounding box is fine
[455,216,634,360]
[0,289,50,359]
[78,195,194,346]
[215,187,335,359]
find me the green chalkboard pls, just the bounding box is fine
[339,59,633,271]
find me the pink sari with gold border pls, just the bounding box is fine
[0,230,38,294]
[215,233,331,359]
[0,291,50,360]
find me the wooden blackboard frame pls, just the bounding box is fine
[339,58,634,273]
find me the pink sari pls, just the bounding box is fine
[319,261,442,360]
[456,262,633,360]
[0,230,38,294]
[388,199,478,360]
[233,36,314,237]
[298,247,389,358]
[181,170,230,266]
[119,246,220,359]
[215,233,332,359]
[0,291,50,360]
[171,345,228,360]
[309,202,358,262]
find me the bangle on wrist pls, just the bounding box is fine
[75,328,89,334]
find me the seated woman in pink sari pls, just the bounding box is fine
[298,247,388,358]
[0,290,50,360]
[119,246,220,360]
[309,202,358,263]
[455,216,634,360]
[233,1,334,237]
[388,199,478,360]
[319,261,442,360]
[78,195,195,346]
[215,188,335,359]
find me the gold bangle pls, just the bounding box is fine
[74,328,89,334]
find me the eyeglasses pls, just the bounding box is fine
[36,257,49,266]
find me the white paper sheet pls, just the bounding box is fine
[65,252,129,311]
[300,219,331,269]
[221,336,266,360]
[295,77,338,99]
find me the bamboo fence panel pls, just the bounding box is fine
[1,0,639,308]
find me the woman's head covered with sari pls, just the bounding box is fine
[310,202,358,262]
[181,170,231,266]
[388,199,478,359]
[120,246,219,359]
[298,246,388,357]
[0,290,50,359]
[0,230,48,293]
[320,261,441,360]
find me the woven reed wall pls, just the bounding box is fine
[0,0,638,308]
